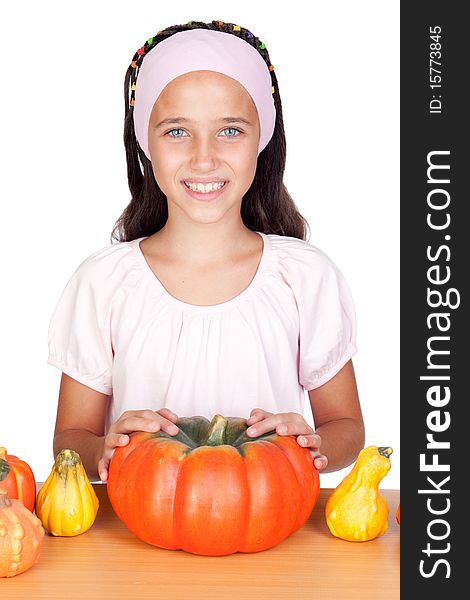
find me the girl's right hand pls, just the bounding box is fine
[98,408,179,482]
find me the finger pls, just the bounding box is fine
[118,409,156,420]
[98,457,110,482]
[297,433,321,447]
[313,455,328,471]
[117,408,176,424]
[150,417,180,435]
[100,430,135,480]
[112,415,179,435]
[100,435,128,478]
[272,419,314,436]
[130,408,178,424]
[157,408,179,422]
[103,432,130,452]
[246,415,285,437]
[246,408,271,424]
[110,416,153,434]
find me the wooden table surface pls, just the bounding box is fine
[1,484,400,599]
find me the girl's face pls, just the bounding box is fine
[147,70,260,225]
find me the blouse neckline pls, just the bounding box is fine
[132,231,272,312]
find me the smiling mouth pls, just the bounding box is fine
[183,181,227,193]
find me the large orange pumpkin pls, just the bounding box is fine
[0,447,36,512]
[107,414,320,556]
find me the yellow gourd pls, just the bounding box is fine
[36,449,99,536]
[325,446,392,542]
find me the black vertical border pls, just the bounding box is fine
[401,2,467,596]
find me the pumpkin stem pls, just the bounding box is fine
[378,447,393,458]
[204,415,228,446]
[54,449,82,477]
[0,457,10,483]
[0,458,12,507]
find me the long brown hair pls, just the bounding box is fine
[111,19,310,243]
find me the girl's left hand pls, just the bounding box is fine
[245,408,328,471]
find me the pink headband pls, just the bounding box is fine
[133,29,276,160]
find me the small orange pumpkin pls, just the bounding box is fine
[0,447,36,512]
[396,504,400,524]
[0,458,44,577]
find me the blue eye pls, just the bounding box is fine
[167,128,186,138]
[222,127,241,137]
[165,127,242,138]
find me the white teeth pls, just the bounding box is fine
[184,181,226,193]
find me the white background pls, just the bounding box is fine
[0,1,399,488]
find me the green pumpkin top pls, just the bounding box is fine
[155,414,276,450]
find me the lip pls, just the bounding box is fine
[181,180,229,201]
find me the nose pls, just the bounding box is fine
[189,135,220,170]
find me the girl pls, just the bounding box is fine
[48,20,365,483]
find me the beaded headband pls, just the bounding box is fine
[130,25,277,160]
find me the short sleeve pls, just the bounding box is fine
[297,252,357,391]
[47,262,114,395]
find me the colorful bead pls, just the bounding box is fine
[272,86,275,94]
[187,20,193,25]
[259,41,266,50]
[217,20,224,25]
[131,83,136,91]
[130,99,135,107]
[233,25,241,31]
[147,37,154,45]
[137,46,145,56]
[246,31,254,39]
[131,61,138,69]
[157,30,163,35]
[269,64,274,71]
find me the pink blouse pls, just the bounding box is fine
[47,231,357,433]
